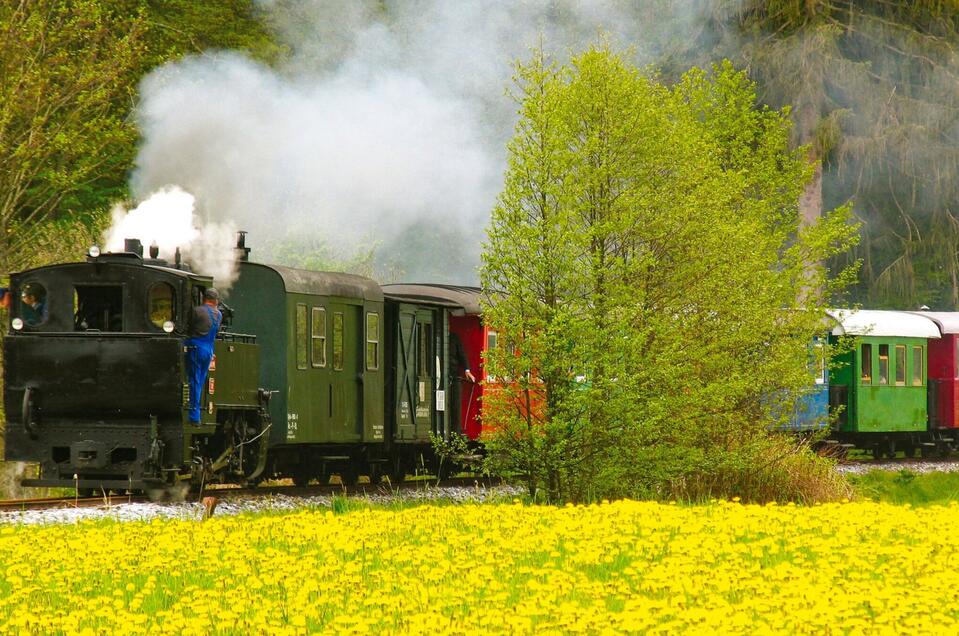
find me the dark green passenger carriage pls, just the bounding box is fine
[224,261,386,484]
[827,309,940,458]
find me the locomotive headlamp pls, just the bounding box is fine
[88,245,101,258]
[11,318,23,331]
[162,321,175,333]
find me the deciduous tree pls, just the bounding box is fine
[481,44,859,502]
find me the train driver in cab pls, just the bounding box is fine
[21,284,47,325]
[185,288,221,425]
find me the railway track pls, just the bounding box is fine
[0,476,506,512]
[0,493,148,512]
[836,456,959,474]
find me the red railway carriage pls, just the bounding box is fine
[380,285,488,440]
[914,312,959,430]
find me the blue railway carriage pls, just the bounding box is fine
[827,309,941,458]
[782,335,830,432]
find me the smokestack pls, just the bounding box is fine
[174,247,182,269]
[235,231,251,261]
[124,238,143,257]
[149,242,159,259]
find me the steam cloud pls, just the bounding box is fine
[130,1,715,283]
[105,187,240,290]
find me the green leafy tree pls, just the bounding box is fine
[0,0,278,273]
[0,1,149,271]
[482,44,858,502]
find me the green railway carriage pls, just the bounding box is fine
[223,259,386,482]
[828,309,941,457]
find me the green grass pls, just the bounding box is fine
[848,469,959,505]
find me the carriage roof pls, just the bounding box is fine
[381,284,482,315]
[827,309,941,339]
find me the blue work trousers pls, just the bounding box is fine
[186,341,214,423]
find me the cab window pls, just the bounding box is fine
[20,283,48,326]
[74,285,122,331]
[148,282,175,329]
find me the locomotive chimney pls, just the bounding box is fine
[149,242,159,259]
[235,231,251,261]
[124,238,143,257]
[174,247,182,269]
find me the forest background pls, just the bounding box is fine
[3,0,959,307]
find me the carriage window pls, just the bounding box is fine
[878,345,889,385]
[860,344,872,384]
[295,304,307,370]
[913,346,923,386]
[813,342,826,385]
[366,312,379,371]
[74,285,122,331]
[148,282,175,328]
[332,313,344,370]
[487,330,498,351]
[895,345,906,386]
[20,282,48,326]
[311,307,326,368]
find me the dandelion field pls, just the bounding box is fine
[0,499,956,634]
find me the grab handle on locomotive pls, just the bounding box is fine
[257,388,278,406]
[21,386,38,438]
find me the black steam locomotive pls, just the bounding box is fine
[3,236,468,497]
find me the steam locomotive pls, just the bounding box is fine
[3,236,487,497]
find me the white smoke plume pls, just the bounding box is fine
[104,186,240,289]
[131,1,715,282]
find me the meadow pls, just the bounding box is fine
[0,494,955,634]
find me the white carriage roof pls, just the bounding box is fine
[827,309,941,339]
[910,311,959,334]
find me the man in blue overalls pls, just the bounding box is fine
[185,288,221,425]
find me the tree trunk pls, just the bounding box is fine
[799,155,823,227]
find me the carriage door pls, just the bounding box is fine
[393,305,437,442]
[329,303,363,441]
[413,311,436,440]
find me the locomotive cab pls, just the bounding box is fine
[7,253,202,337]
